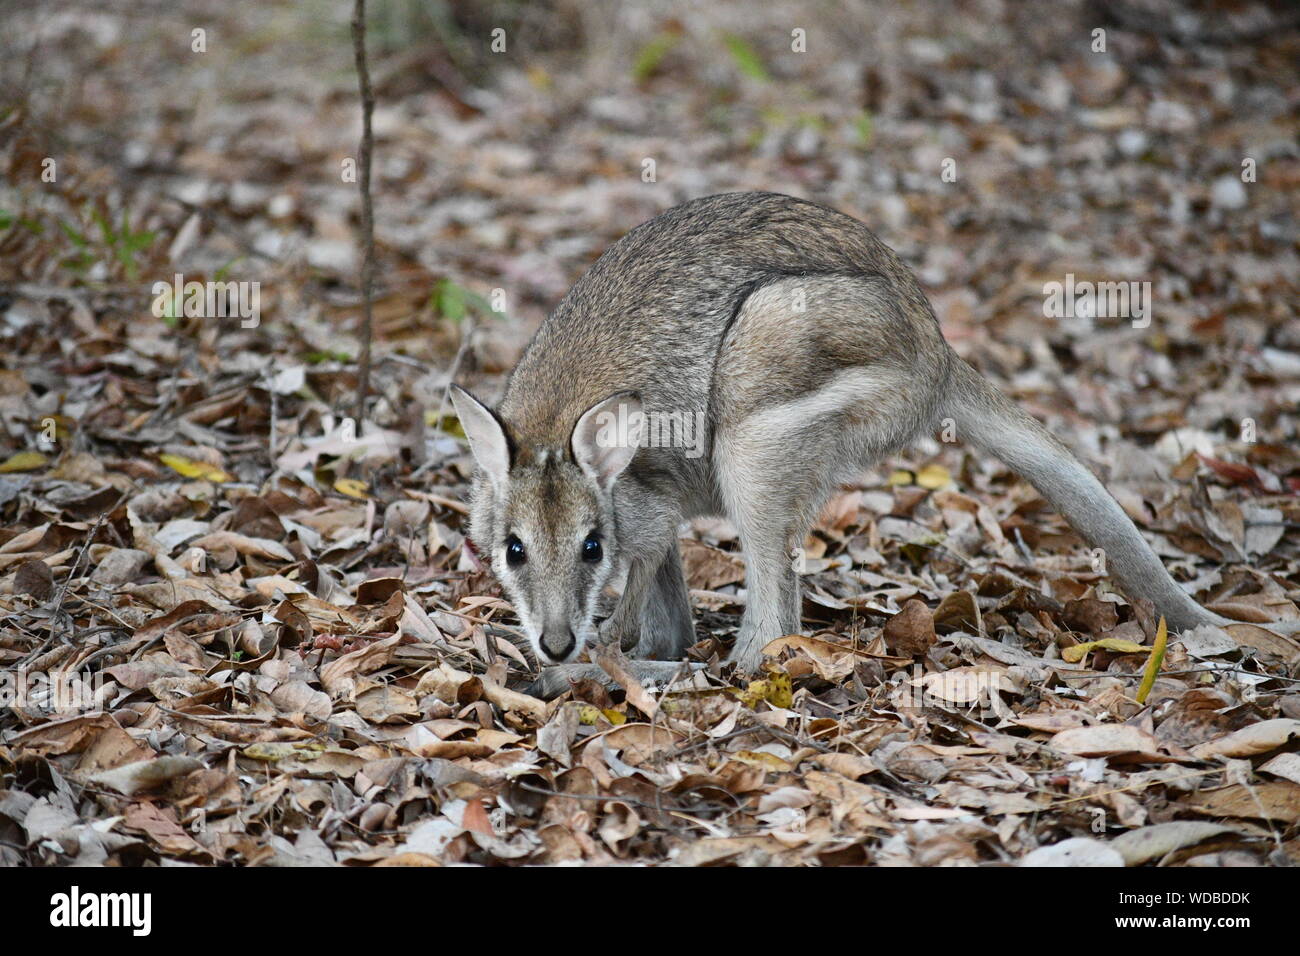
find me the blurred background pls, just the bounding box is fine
[3,1,1295,388]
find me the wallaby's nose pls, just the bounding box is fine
[540,627,576,662]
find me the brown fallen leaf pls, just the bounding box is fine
[673,836,783,866]
[188,531,294,563]
[1258,753,1300,786]
[589,723,686,765]
[593,643,660,719]
[356,682,421,724]
[1049,724,1185,764]
[1221,622,1300,664]
[1062,597,1120,634]
[537,702,580,766]
[882,598,936,657]
[88,756,204,796]
[1109,821,1239,866]
[1190,718,1300,759]
[13,558,54,600]
[374,852,442,867]
[932,590,981,633]
[415,662,546,723]
[680,538,746,590]
[1180,781,1300,823]
[320,634,404,698]
[1020,837,1124,867]
[122,802,215,859]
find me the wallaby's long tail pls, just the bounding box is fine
[941,358,1220,632]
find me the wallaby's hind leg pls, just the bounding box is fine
[717,419,833,672]
[719,384,918,672]
[713,277,945,671]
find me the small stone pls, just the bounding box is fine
[1116,128,1148,158]
[1211,175,1248,210]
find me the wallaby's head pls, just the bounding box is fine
[449,385,643,666]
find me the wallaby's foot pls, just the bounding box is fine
[727,623,786,674]
[527,659,705,699]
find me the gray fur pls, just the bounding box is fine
[453,191,1239,696]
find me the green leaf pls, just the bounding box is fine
[722,33,769,82]
[59,220,88,247]
[303,349,353,364]
[633,31,679,82]
[855,110,874,147]
[434,278,467,322]
[214,257,245,282]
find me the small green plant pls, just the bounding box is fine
[430,278,499,323]
[56,205,155,280]
[855,110,874,147]
[303,349,355,364]
[722,33,770,83]
[633,30,681,83]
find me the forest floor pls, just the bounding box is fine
[1,0,1298,866]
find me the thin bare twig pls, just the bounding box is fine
[350,0,376,428]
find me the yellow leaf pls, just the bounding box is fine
[159,453,231,483]
[527,65,552,90]
[577,705,626,726]
[334,478,369,500]
[242,742,324,762]
[915,464,951,489]
[763,670,793,708]
[0,451,47,473]
[1135,616,1168,705]
[732,670,793,709]
[1061,637,1150,663]
[734,680,767,708]
[425,411,466,439]
[731,750,792,772]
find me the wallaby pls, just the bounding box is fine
[450,191,1257,697]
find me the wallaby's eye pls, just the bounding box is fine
[505,535,526,567]
[582,533,602,563]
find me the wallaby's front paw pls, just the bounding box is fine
[599,616,640,653]
[527,664,607,699]
[526,660,707,699]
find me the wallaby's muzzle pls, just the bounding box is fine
[539,625,577,663]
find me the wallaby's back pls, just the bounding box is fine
[498,191,947,449]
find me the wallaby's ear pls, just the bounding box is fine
[571,391,643,489]
[450,385,510,485]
